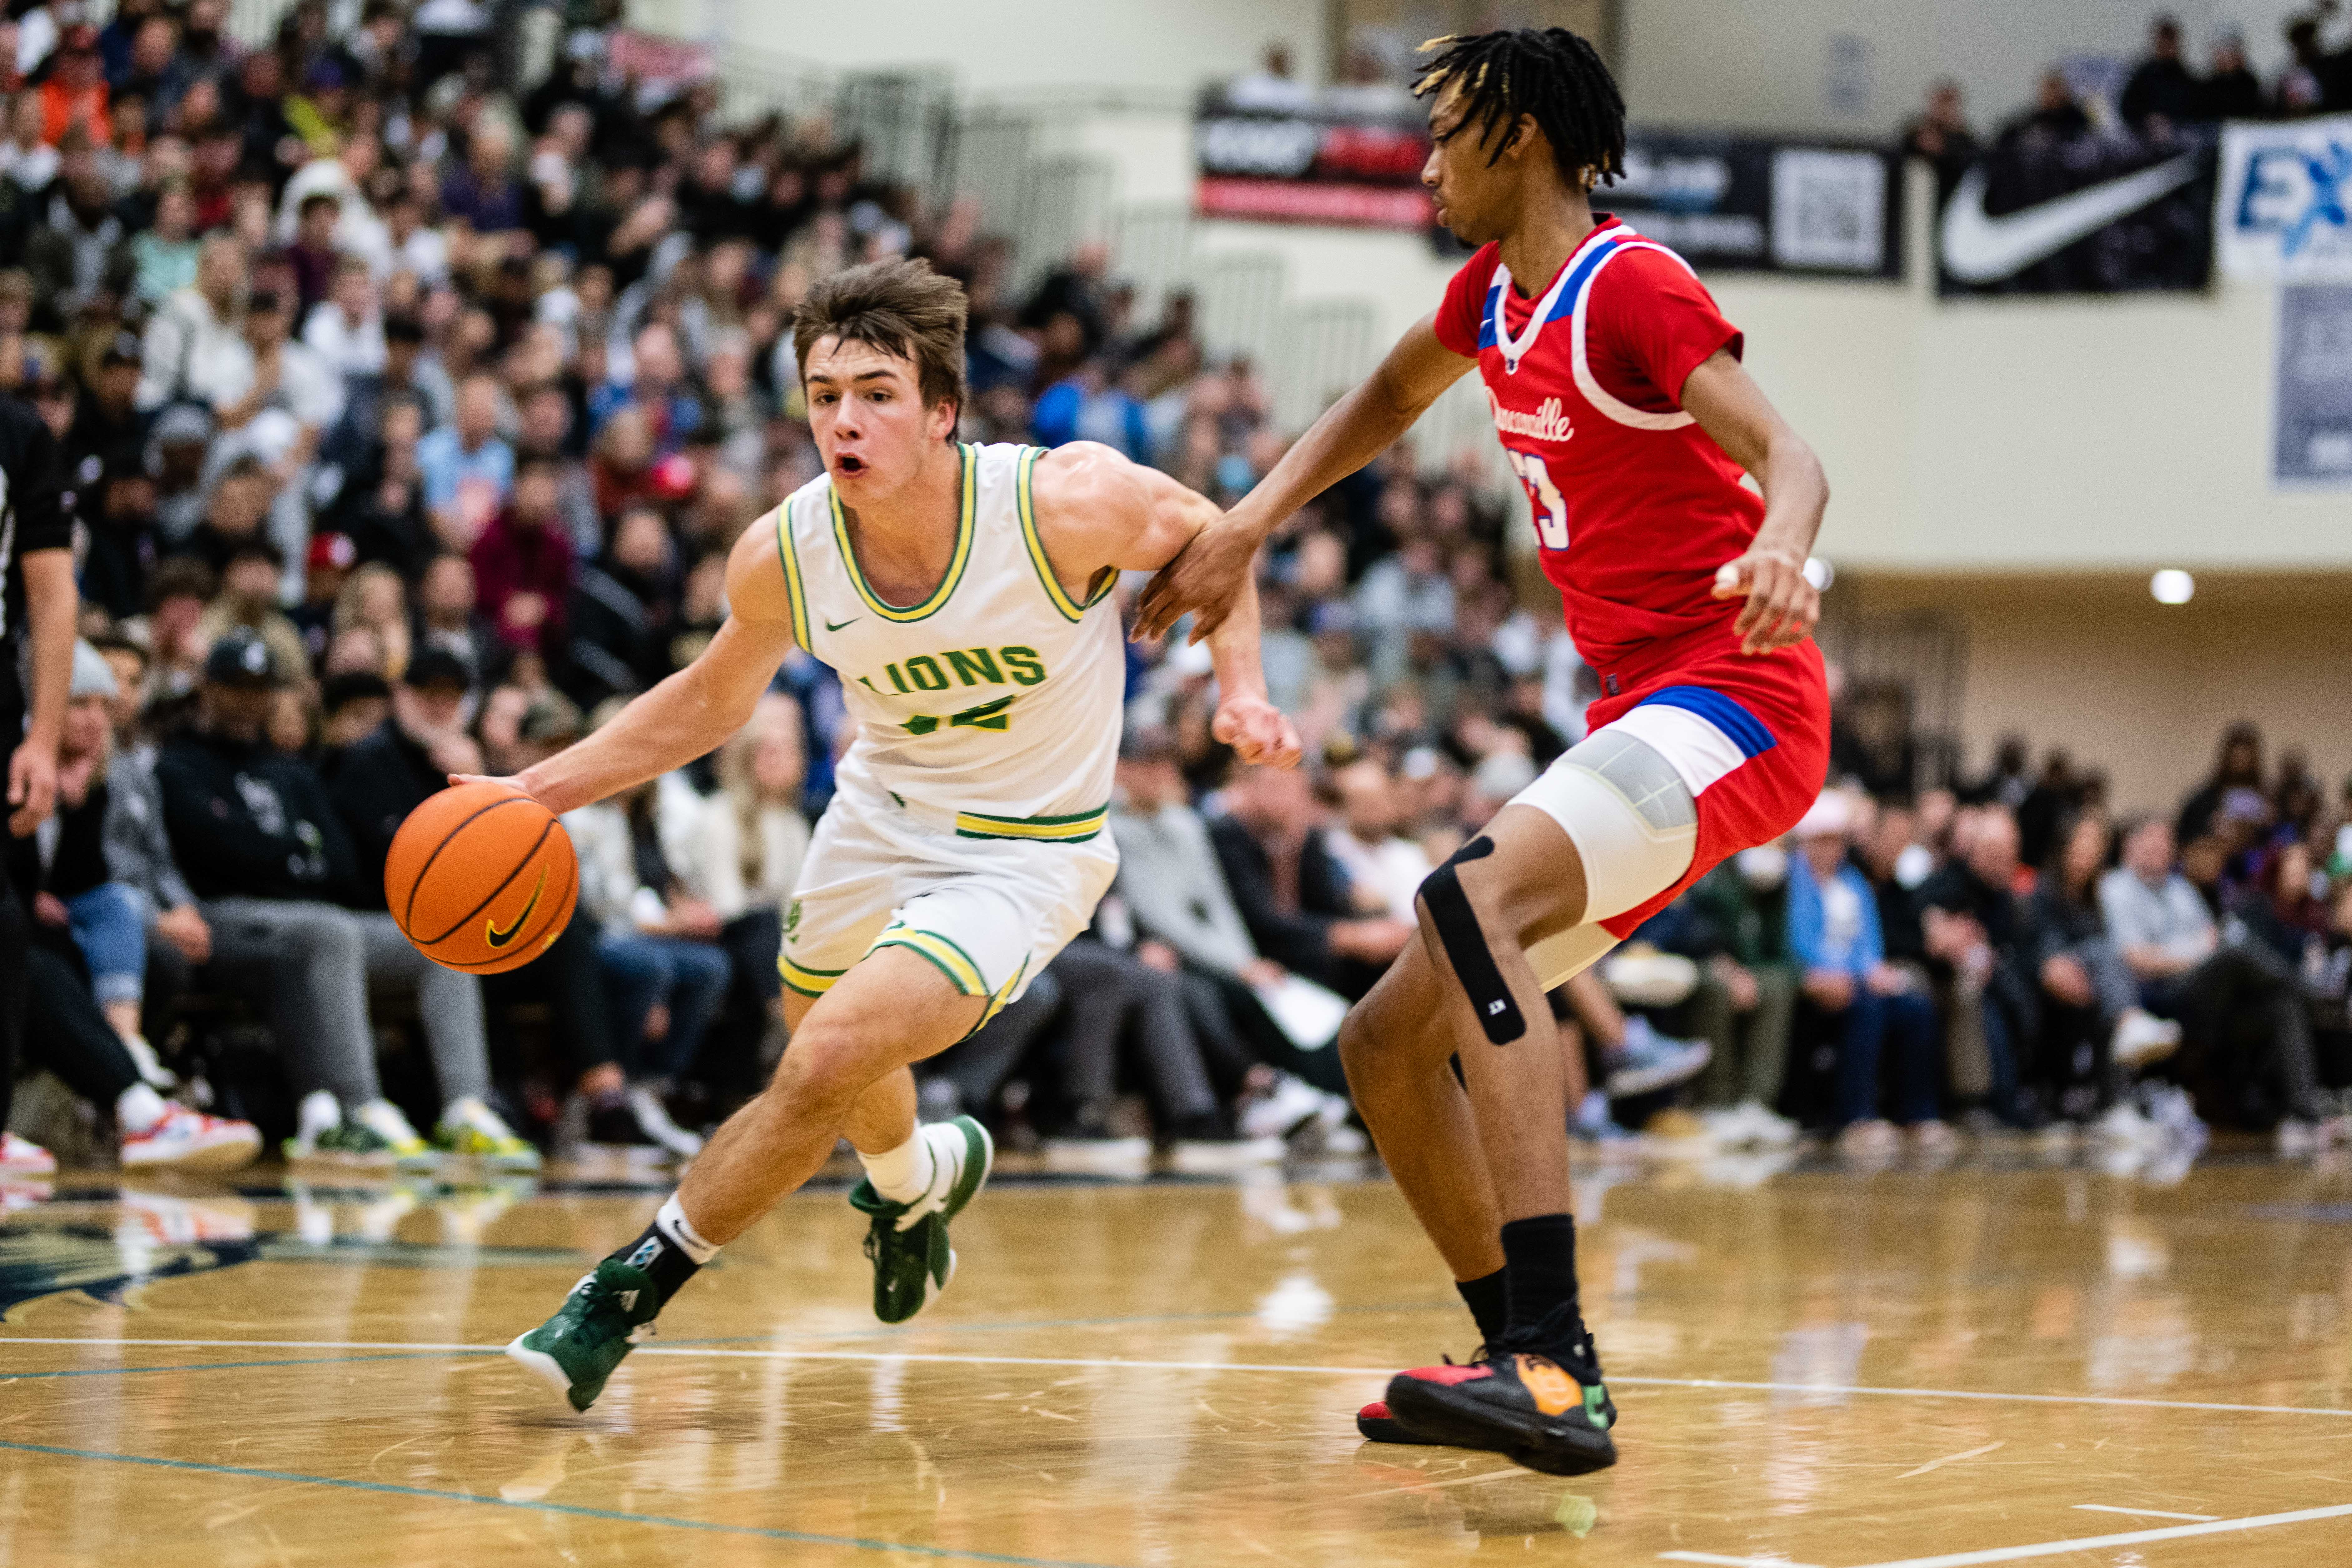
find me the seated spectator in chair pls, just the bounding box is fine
[2025,812,2182,1129]
[566,771,732,1161]
[1211,760,1411,1002]
[1787,792,1947,1156]
[470,454,576,657]
[324,648,539,1167]
[1920,806,2040,1126]
[1110,728,1355,1118]
[155,630,508,1168]
[1320,754,1431,923]
[27,643,205,1089]
[1655,853,1800,1147]
[2099,816,2339,1150]
[194,536,313,685]
[564,504,676,708]
[672,696,810,1062]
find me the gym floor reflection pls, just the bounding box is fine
[3,1146,2350,1566]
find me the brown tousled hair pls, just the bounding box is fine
[791,257,968,422]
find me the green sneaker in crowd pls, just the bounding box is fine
[506,1260,661,1411]
[436,1096,544,1172]
[847,1116,993,1324]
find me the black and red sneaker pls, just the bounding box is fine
[1355,1398,1418,1443]
[1381,1316,1617,1476]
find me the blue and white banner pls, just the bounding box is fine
[2219,115,2352,281]
[2274,284,2352,486]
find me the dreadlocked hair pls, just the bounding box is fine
[1413,28,1626,192]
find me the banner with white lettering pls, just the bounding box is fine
[1194,89,1901,273]
[2219,115,2352,281]
[2274,284,2352,486]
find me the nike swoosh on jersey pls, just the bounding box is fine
[485,866,549,948]
[1939,154,2203,284]
[825,616,860,631]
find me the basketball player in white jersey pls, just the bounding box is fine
[499,257,1300,1411]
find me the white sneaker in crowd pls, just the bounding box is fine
[1239,1073,1327,1141]
[1738,1099,1801,1146]
[0,1132,56,1174]
[2111,1008,2183,1070]
[121,1104,262,1174]
[627,1086,706,1161]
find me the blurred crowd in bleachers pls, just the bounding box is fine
[8,0,2350,1178]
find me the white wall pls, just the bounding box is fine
[684,0,1325,99]
[1619,0,2315,139]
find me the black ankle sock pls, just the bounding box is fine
[1500,1214,1581,1345]
[607,1222,703,1309]
[1456,1267,1509,1346]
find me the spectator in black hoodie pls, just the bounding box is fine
[565,502,676,709]
[2121,17,2199,132]
[154,630,508,1163]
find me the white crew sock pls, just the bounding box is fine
[654,1193,720,1264]
[858,1127,937,1205]
[117,1082,170,1136]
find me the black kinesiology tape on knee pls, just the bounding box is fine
[1419,837,1525,1046]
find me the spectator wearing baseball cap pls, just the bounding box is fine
[194,536,314,685]
[154,629,525,1168]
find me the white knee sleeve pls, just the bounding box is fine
[1509,728,1698,924]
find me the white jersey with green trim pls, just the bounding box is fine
[771,441,1125,843]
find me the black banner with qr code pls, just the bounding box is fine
[1598,131,1904,278]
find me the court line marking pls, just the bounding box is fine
[0,1438,1124,1568]
[1838,1501,2352,1568]
[0,1351,473,1381]
[2069,1503,2217,1521]
[1658,1553,1822,1567]
[5,1338,2352,1420]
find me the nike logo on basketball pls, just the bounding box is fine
[826,616,860,631]
[1940,155,2202,283]
[485,866,549,948]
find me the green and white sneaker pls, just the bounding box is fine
[352,1098,441,1172]
[848,1116,993,1324]
[282,1091,395,1169]
[506,1260,661,1411]
[436,1096,544,1171]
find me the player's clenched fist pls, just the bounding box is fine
[1213,692,1304,770]
[1711,548,1818,656]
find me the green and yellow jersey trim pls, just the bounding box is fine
[952,802,1109,844]
[870,923,988,996]
[778,953,843,997]
[773,502,812,647]
[828,443,975,622]
[1015,445,1116,623]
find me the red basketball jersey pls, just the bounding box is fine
[1433,217,1763,681]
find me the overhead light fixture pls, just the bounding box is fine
[2150,569,2195,605]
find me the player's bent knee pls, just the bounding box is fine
[1513,728,1698,923]
[1416,838,1527,1047]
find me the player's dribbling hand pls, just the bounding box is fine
[1212,693,1304,770]
[1134,522,1257,645]
[1711,548,1818,655]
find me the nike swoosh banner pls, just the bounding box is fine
[1936,127,2217,295]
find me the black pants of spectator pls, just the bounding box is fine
[1974,961,2041,1124]
[2146,944,2325,1125]
[1047,941,1220,1127]
[0,850,26,1128]
[923,970,1065,1115]
[1188,966,1350,1098]
[25,946,143,1113]
[480,916,620,1080]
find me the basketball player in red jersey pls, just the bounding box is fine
[1136,29,1830,1474]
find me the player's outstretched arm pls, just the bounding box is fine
[1033,443,1301,769]
[1682,348,1829,656]
[1133,313,1474,644]
[463,515,800,813]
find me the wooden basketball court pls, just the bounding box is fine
[2,1146,2348,1566]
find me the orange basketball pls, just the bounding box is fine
[386,782,578,973]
